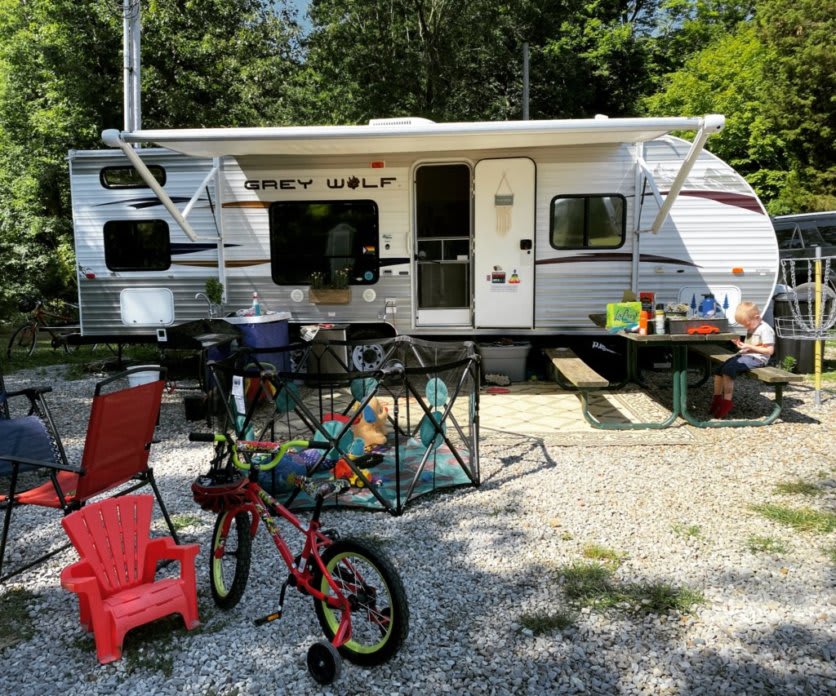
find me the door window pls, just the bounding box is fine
[415,164,471,309]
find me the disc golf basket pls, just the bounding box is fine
[204,336,480,515]
[777,251,836,406]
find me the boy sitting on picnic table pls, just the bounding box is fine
[710,301,775,418]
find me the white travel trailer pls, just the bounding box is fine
[68,114,779,345]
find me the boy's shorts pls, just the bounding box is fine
[714,354,764,378]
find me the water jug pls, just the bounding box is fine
[698,293,722,318]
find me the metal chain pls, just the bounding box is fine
[778,256,836,337]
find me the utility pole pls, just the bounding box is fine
[522,42,529,120]
[123,0,142,133]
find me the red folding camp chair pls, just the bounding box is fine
[0,366,178,582]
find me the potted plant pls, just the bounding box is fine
[203,278,224,317]
[309,268,351,304]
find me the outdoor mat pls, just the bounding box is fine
[261,437,475,512]
[478,383,695,446]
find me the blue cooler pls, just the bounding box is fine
[223,312,291,372]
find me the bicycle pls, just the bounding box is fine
[189,431,409,685]
[6,297,80,359]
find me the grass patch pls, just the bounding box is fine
[746,535,788,554]
[122,616,194,677]
[581,543,625,566]
[672,523,702,539]
[751,503,836,533]
[171,514,203,531]
[560,562,703,615]
[773,480,823,497]
[518,609,575,634]
[562,562,614,605]
[0,588,37,650]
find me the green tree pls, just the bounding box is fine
[302,0,676,124]
[0,0,301,316]
[643,1,834,213]
[0,1,119,314]
[301,0,523,124]
[754,0,835,212]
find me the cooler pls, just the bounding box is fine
[223,312,292,372]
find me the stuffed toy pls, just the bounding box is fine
[332,458,380,488]
[350,397,389,449]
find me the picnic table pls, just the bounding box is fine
[549,315,799,429]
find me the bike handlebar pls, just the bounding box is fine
[189,432,218,442]
[189,432,332,472]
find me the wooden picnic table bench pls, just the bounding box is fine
[544,347,609,390]
[544,347,615,429]
[688,344,803,385]
[689,343,803,426]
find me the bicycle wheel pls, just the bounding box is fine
[313,536,409,666]
[210,510,252,609]
[7,323,37,359]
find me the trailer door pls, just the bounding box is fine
[473,158,535,328]
[414,163,472,327]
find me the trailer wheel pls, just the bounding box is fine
[352,343,386,372]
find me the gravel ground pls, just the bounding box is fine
[1,364,834,695]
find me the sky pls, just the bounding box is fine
[287,0,311,33]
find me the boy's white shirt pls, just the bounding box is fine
[739,321,775,365]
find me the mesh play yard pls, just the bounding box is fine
[202,335,481,515]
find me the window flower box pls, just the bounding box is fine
[308,287,351,305]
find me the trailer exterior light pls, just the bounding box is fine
[732,267,744,274]
[370,161,385,168]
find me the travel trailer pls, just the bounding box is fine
[68,114,779,348]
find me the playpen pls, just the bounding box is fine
[203,336,480,515]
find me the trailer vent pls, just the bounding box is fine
[368,117,435,127]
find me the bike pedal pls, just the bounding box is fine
[254,610,282,626]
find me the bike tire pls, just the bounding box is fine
[7,324,37,359]
[209,510,253,610]
[313,536,409,666]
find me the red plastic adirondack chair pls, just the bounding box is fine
[0,367,179,582]
[60,494,200,664]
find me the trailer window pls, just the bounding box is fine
[269,200,379,285]
[103,220,171,271]
[100,165,166,189]
[550,194,626,249]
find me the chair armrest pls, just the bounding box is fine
[143,537,200,583]
[0,454,79,474]
[6,386,53,399]
[60,560,103,598]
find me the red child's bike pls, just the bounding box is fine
[190,432,408,685]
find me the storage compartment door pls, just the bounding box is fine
[473,158,535,328]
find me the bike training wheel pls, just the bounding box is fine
[313,536,409,666]
[210,511,252,610]
[7,324,37,359]
[306,640,342,685]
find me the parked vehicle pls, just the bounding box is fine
[68,114,778,350]
[772,211,836,289]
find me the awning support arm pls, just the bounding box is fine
[102,128,202,242]
[183,164,220,221]
[648,114,725,234]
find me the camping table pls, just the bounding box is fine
[614,331,744,429]
[586,314,751,429]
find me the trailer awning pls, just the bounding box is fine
[105,115,723,158]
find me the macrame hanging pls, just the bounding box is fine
[494,172,514,235]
